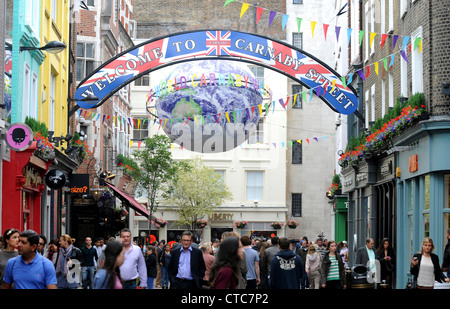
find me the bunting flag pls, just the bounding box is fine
[282,14,289,31]
[297,17,302,33]
[310,21,317,38]
[223,0,423,54]
[335,26,341,42]
[240,2,249,18]
[380,34,388,50]
[323,24,329,41]
[269,11,277,27]
[370,32,376,48]
[374,61,379,75]
[256,6,263,24]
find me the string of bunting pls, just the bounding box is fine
[223,0,422,52]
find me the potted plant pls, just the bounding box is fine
[270,221,283,229]
[287,220,299,229]
[195,219,208,229]
[233,220,248,229]
[327,174,342,199]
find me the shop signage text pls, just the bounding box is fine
[209,213,234,221]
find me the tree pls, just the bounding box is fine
[132,135,179,240]
[167,157,232,236]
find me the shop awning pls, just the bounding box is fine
[105,182,149,218]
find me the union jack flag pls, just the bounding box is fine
[206,31,231,56]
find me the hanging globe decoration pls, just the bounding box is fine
[147,60,270,153]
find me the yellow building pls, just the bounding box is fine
[38,0,70,141]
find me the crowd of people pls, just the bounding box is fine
[0,227,449,289]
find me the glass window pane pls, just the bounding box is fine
[77,43,84,57]
[85,43,94,58]
[76,60,84,81]
[86,60,95,76]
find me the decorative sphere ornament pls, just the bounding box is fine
[148,60,270,153]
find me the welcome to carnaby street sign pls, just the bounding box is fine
[74,30,359,115]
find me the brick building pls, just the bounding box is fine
[338,0,450,288]
[67,0,136,245]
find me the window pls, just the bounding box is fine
[292,84,303,108]
[365,90,369,129]
[132,119,149,140]
[411,26,423,94]
[401,50,408,97]
[248,118,264,144]
[86,0,95,6]
[50,72,56,131]
[249,66,264,84]
[246,171,263,201]
[388,72,394,108]
[214,170,225,185]
[292,140,302,164]
[381,79,386,116]
[293,0,303,4]
[292,32,302,49]
[52,0,58,23]
[371,85,375,123]
[76,42,95,81]
[388,0,394,33]
[30,73,38,119]
[135,75,150,87]
[292,193,302,217]
[23,64,31,119]
[400,0,407,18]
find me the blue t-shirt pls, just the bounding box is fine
[3,253,57,289]
[244,247,260,280]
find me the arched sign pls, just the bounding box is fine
[75,30,358,115]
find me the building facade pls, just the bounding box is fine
[338,0,450,288]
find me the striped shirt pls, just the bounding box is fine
[327,255,340,281]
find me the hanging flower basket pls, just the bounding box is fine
[196,219,208,229]
[287,220,299,229]
[270,221,283,229]
[233,220,248,229]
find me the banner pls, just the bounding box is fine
[75,30,359,116]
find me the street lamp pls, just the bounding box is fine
[5,40,66,54]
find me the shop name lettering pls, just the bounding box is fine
[70,186,88,193]
[209,213,233,221]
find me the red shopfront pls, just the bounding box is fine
[2,141,51,233]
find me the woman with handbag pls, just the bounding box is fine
[410,237,450,289]
[377,238,395,288]
[55,234,83,289]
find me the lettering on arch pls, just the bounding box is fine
[75,30,358,115]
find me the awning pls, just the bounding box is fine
[105,182,149,218]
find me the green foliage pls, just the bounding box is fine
[370,93,426,134]
[25,116,49,137]
[132,135,180,219]
[167,157,232,232]
[117,153,140,177]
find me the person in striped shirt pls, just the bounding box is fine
[320,241,346,289]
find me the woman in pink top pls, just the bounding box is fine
[201,242,215,287]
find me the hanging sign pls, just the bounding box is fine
[6,122,33,151]
[68,174,90,194]
[75,30,358,115]
[45,169,67,190]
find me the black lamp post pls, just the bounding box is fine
[5,40,66,54]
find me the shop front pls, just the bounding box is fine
[341,158,376,267]
[394,120,450,289]
[2,141,51,233]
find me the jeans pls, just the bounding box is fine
[123,279,137,289]
[161,266,169,288]
[82,266,96,289]
[148,277,155,289]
